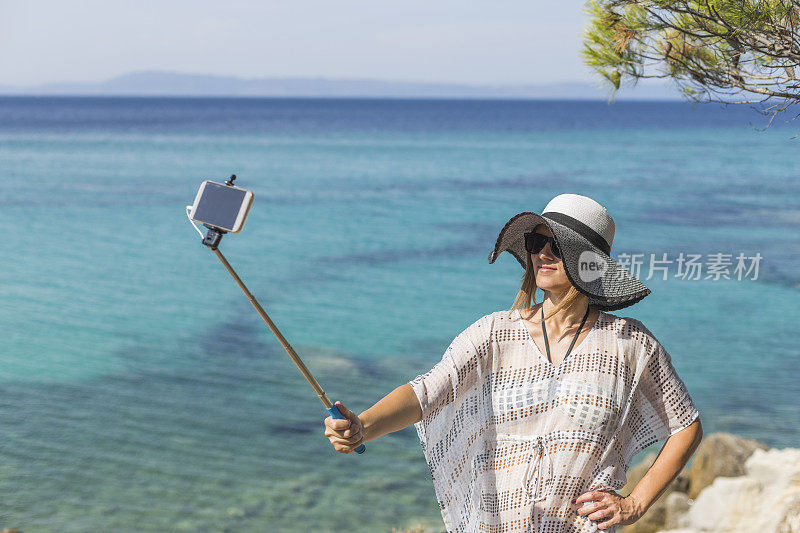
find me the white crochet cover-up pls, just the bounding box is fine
[408,308,700,533]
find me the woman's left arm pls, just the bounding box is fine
[574,418,703,529]
[625,418,703,517]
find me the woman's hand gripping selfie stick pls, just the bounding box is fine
[193,181,365,454]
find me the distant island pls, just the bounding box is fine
[0,71,683,100]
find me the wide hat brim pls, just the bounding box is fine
[487,212,651,311]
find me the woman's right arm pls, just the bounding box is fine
[324,312,493,454]
[323,384,422,454]
[360,383,422,442]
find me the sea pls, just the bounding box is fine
[0,97,798,532]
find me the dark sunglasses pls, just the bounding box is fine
[525,232,561,259]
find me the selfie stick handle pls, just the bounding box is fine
[209,246,365,454]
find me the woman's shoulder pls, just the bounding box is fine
[462,310,503,337]
[454,309,514,345]
[600,312,665,356]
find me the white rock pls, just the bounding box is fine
[661,447,800,533]
[688,476,763,529]
[663,492,691,529]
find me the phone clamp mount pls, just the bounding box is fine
[193,175,365,454]
[200,174,237,250]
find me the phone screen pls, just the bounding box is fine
[193,181,249,231]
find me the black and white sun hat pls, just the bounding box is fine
[488,193,651,311]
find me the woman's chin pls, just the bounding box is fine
[536,284,570,294]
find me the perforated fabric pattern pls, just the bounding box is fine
[408,309,700,533]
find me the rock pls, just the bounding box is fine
[673,447,800,533]
[226,507,245,519]
[685,431,768,499]
[688,475,763,529]
[779,497,800,532]
[304,351,359,376]
[662,492,690,530]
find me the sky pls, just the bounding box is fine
[0,0,596,86]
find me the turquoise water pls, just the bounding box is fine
[0,98,798,532]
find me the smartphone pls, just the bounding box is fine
[189,180,254,233]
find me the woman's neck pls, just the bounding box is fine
[538,294,591,340]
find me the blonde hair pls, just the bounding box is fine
[507,252,589,322]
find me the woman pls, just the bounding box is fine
[324,193,703,532]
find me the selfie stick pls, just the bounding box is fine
[199,176,365,454]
